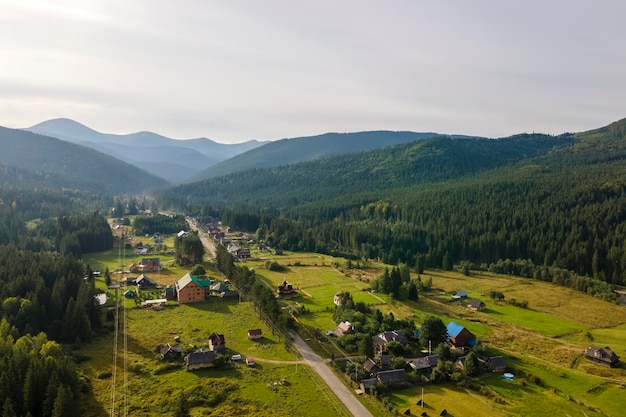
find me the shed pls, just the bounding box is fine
[488,356,508,372]
[247,329,263,340]
[467,299,486,311]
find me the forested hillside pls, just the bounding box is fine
[192,130,461,180]
[171,133,571,207]
[0,126,167,193]
[160,119,626,295]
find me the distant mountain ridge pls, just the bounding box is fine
[0,126,165,193]
[191,130,475,180]
[25,118,264,183]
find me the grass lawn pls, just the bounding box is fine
[390,384,500,416]
[485,373,606,417]
[79,244,626,417]
[78,297,351,416]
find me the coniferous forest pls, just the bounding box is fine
[0,189,114,417]
[160,119,626,300]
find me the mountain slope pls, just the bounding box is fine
[169,133,573,207]
[190,131,461,180]
[160,117,626,292]
[0,126,166,193]
[25,118,264,183]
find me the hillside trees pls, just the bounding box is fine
[175,231,205,266]
[160,125,626,296]
[0,322,81,417]
[132,213,187,236]
[0,246,101,342]
[215,245,282,325]
[420,316,447,350]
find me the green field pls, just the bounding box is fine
[79,244,626,417]
[78,294,351,417]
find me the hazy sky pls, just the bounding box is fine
[1,1,625,143]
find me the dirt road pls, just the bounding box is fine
[291,333,374,417]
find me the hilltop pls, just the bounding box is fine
[0,126,166,193]
[25,118,264,183]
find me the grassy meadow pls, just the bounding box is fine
[79,237,626,416]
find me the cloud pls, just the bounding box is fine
[1,1,625,143]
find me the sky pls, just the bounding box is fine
[1,1,625,144]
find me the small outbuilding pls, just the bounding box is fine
[467,299,486,311]
[488,356,508,372]
[247,329,263,340]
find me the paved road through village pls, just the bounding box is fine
[188,218,373,417]
[291,333,374,417]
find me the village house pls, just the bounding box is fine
[208,332,226,353]
[451,290,468,301]
[359,378,379,394]
[159,344,183,361]
[372,330,409,354]
[210,281,229,295]
[184,350,215,370]
[135,274,157,290]
[467,299,486,311]
[376,369,409,387]
[408,355,439,373]
[334,321,355,337]
[139,258,162,272]
[175,273,212,303]
[584,346,620,368]
[446,321,477,348]
[363,358,381,377]
[220,289,240,300]
[488,356,508,372]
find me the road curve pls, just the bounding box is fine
[291,333,374,417]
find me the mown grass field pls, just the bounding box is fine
[78,290,351,417]
[80,238,626,417]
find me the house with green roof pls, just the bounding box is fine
[175,272,212,304]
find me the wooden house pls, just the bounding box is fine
[208,332,226,353]
[467,299,486,311]
[408,355,439,373]
[159,344,183,361]
[363,358,381,377]
[372,330,409,354]
[335,321,355,337]
[139,258,162,272]
[446,321,476,348]
[451,290,468,301]
[136,274,156,289]
[184,350,215,370]
[488,356,508,372]
[585,346,620,368]
[376,369,408,387]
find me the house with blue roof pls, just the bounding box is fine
[446,321,476,348]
